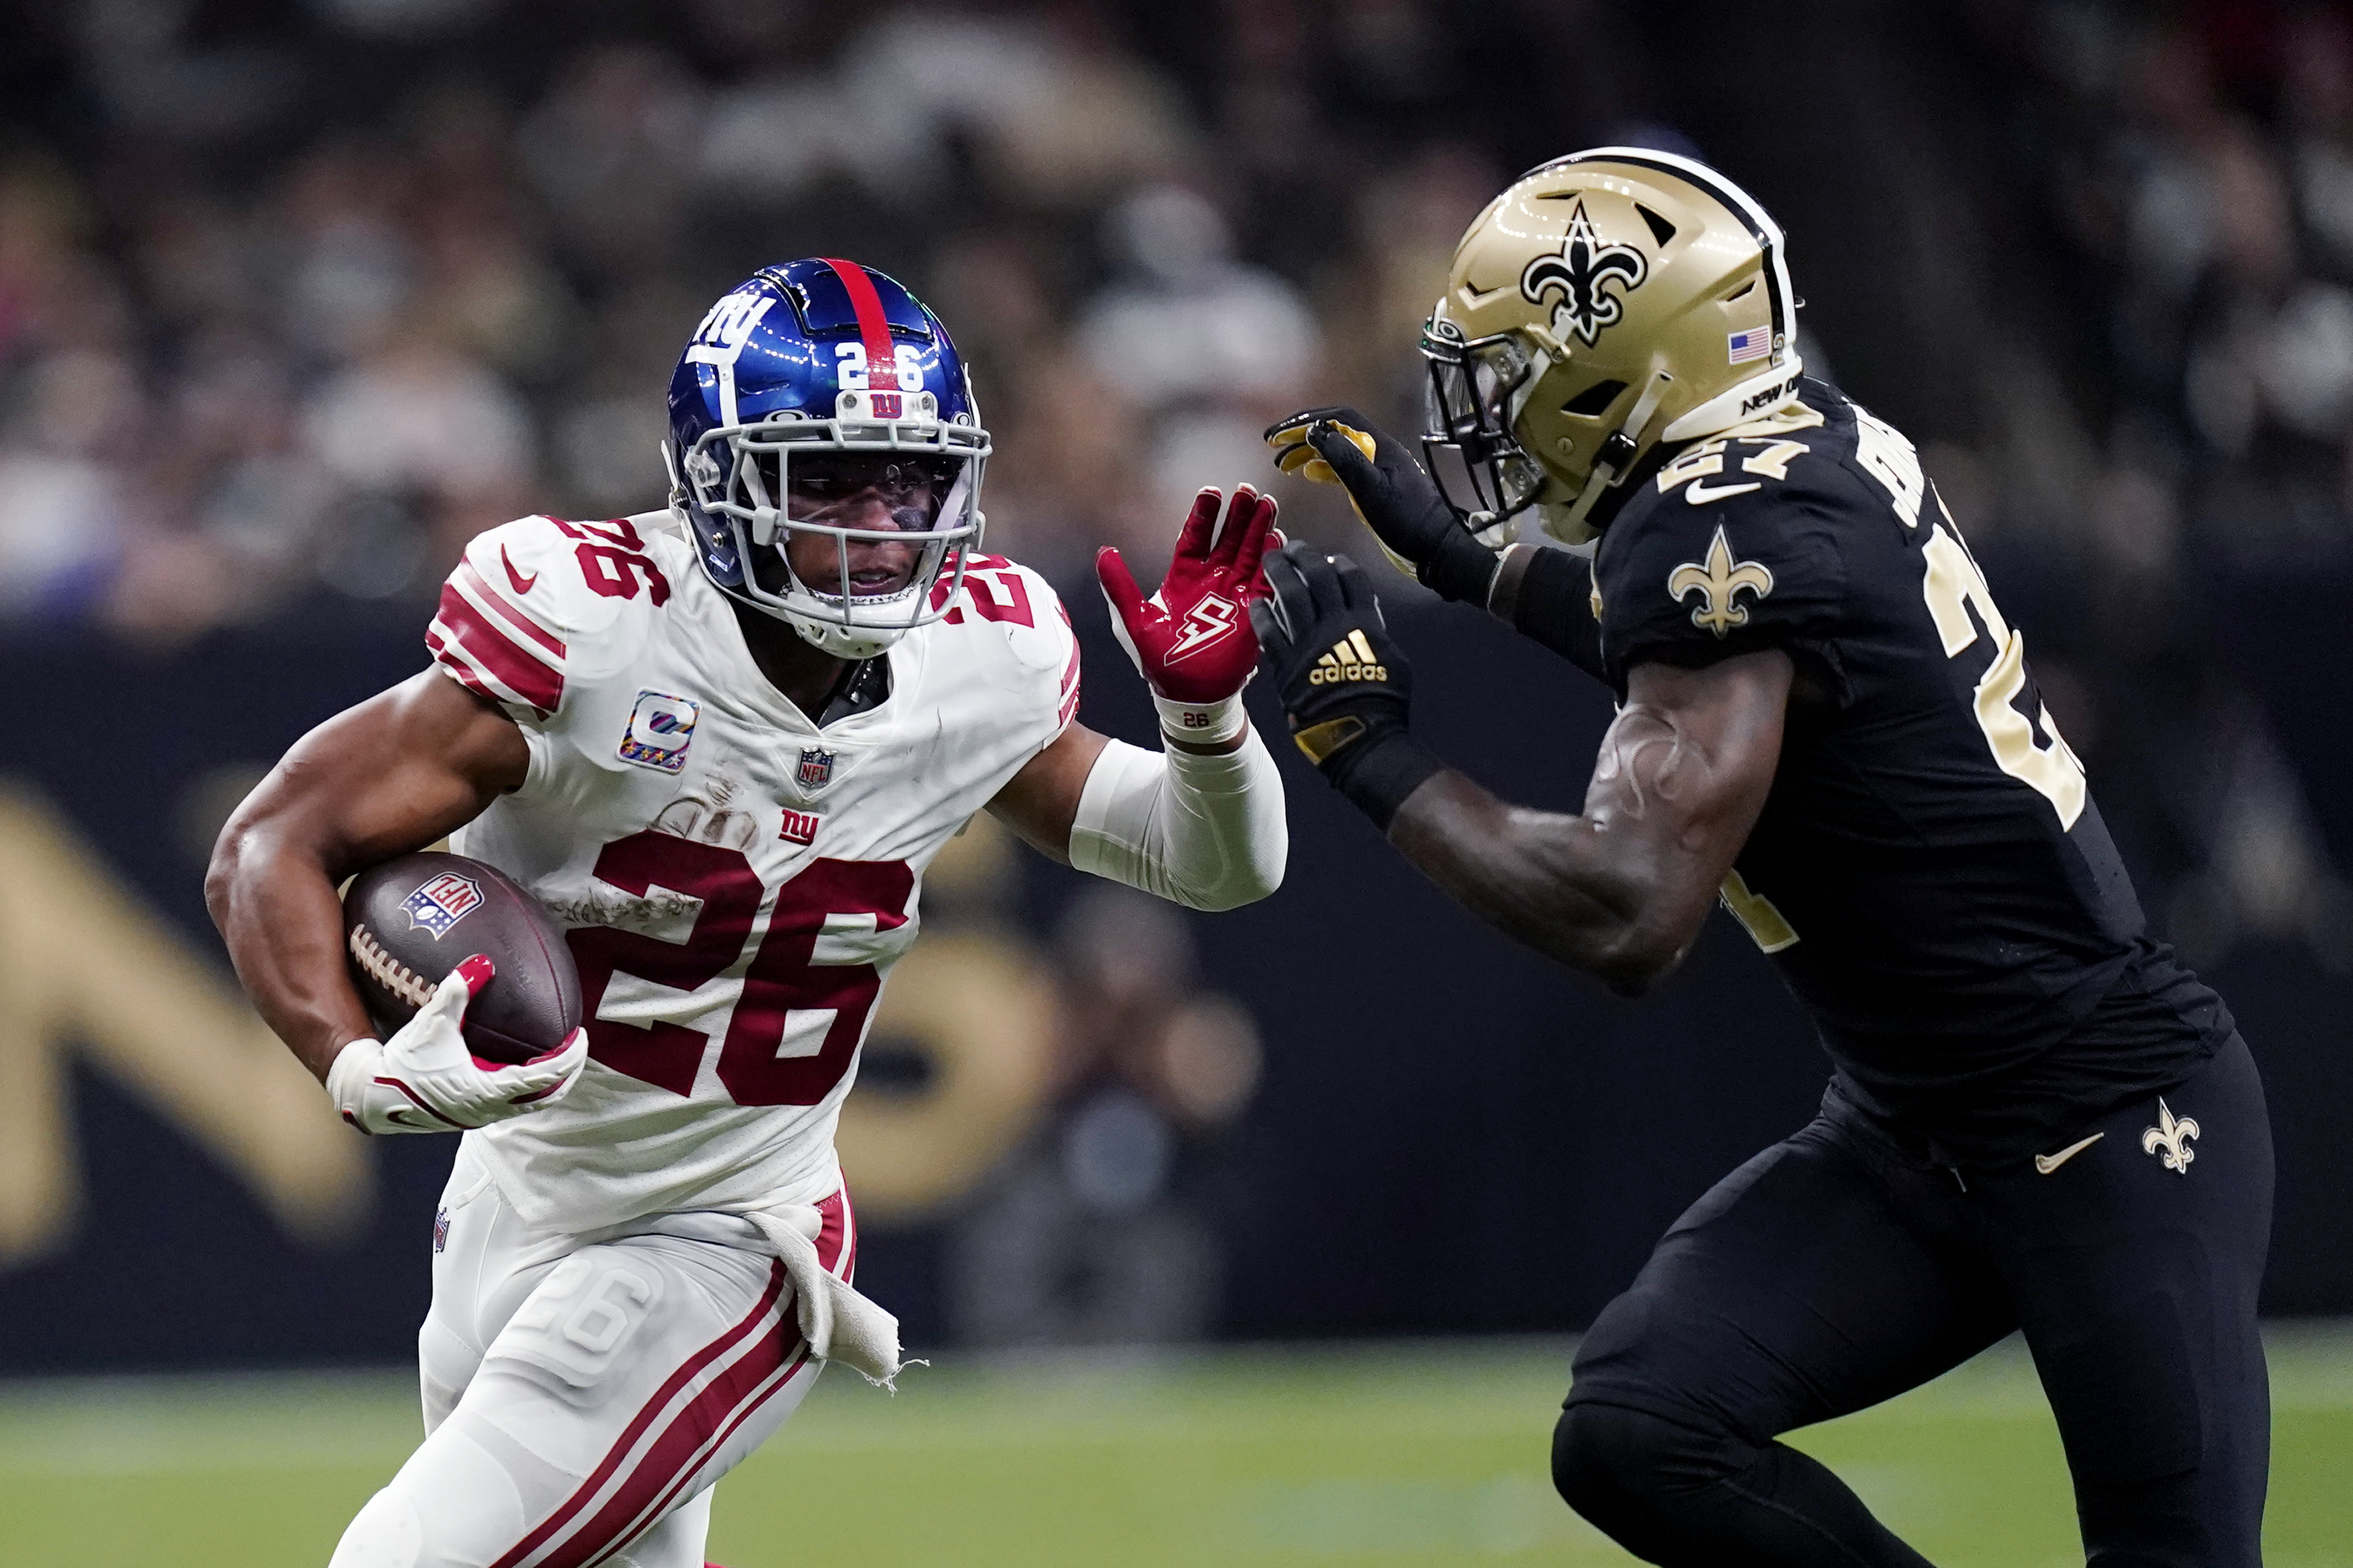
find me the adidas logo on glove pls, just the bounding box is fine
[1309,631,1388,685]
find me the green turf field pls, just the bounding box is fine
[3,1326,2348,1567]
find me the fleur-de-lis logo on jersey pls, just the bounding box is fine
[1668,524,1775,637]
[2141,1097,2200,1175]
[1520,199,1649,347]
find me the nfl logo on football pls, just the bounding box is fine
[402,873,482,938]
[797,747,835,790]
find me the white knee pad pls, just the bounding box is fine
[329,1423,528,1568]
[327,1488,423,1568]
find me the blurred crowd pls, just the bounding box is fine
[13,0,2353,1356]
[0,0,1528,638]
[5,0,2351,1117]
[2043,1,2353,527]
[1989,1,2353,971]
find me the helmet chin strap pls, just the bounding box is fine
[1554,367,1674,538]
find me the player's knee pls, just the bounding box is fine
[330,1423,531,1568]
[1552,1401,1725,1526]
[328,1487,425,1568]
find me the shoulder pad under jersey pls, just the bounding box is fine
[925,553,1083,736]
[1595,409,1852,674]
[428,515,679,723]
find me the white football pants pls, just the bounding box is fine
[328,1146,854,1568]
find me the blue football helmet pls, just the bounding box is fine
[665,258,990,658]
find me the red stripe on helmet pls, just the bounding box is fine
[821,258,899,389]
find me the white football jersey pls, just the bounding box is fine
[424,511,1080,1234]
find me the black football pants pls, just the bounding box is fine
[1555,1034,2272,1566]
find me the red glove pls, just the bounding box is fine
[1097,486,1280,721]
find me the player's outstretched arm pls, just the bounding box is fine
[1256,543,1786,995]
[206,671,529,1082]
[1266,407,1609,683]
[986,487,1288,910]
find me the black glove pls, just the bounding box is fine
[1252,542,1445,831]
[1266,405,1502,606]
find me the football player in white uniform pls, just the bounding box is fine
[208,258,1288,1568]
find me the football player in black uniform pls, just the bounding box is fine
[1256,149,2269,1567]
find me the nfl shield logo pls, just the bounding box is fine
[402,873,483,938]
[797,747,835,790]
[433,1207,450,1253]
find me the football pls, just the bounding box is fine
[343,851,583,1065]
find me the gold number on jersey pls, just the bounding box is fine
[1920,523,2086,829]
[1720,868,1799,952]
[1654,439,1731,494]
[1853,406,1925,528]
[1738,439,1809,481]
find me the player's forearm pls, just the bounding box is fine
[1069,727,1287,910]
[207,819,378,1082]
[207,688,520,1082]
[1386,770,1696,994]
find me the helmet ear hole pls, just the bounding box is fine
[1562,379,1629,418]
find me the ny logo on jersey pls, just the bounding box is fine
[1165,592,1242,661]
[777,809,821,847]
[1521,199,1649,347]
[2142,1098,2200,1175]
[1668,524,1775,637]
[797,748,835,790]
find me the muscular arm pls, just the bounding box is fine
[205,671,530,1081]
[987,723,1113,864]
[1387,649,1791,995]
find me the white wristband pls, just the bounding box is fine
[325,1037,383,1108]
[1152,691,1247,746]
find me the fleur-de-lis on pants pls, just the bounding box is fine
[2141,1097,2200,1175]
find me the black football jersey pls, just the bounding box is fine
[1590,378,2232,1164]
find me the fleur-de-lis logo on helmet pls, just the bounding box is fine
[1519,199,1649,347]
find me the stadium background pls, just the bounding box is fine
[4,0,2353,1562]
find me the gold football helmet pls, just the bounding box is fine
[1421,147,1803,543]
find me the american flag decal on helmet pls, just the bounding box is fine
[1727,326,1772,365]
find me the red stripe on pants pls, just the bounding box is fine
[583,1193,858,1563]
[486,1264,785,1568]
[549,1328,804,1568]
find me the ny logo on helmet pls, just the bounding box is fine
[1520,199,1649,348]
